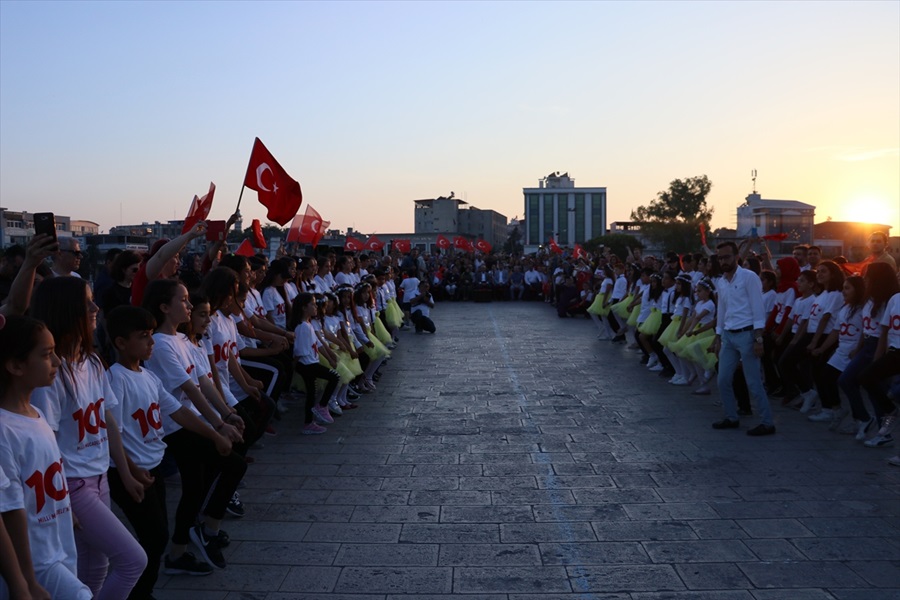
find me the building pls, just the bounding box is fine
[814,221,894,262]
[736,193,815,255]
[413,194,508,248]
[0,208,73,247]
[523,172,607,249]
[70,220,100,237]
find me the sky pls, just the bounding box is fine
[1,1,898,237]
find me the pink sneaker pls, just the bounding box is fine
[312,405,334,424]
[301,422,327,435]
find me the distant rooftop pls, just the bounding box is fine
[741,193,815,211]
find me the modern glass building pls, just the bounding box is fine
[523,172,607,248]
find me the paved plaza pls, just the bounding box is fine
[154,301,900,600]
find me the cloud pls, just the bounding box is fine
[833,147,899,162]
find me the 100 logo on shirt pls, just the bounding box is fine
[25,459,67,513]
[132,403,162,437]
[72,399,106,442]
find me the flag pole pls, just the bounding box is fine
[235,185,246,213]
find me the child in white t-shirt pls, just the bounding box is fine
[29,277,146,598]
[105,305,235,588]
[0,316,91,600]
[291,293,340,434]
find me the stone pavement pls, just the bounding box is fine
[154,301,900,599]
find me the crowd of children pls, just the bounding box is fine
[0,227,434,599]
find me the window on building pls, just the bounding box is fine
[528,194,539,243]
[557,194,568,243]
[591,193,604,239]
[543,194,554,244]
[574,194,585,242]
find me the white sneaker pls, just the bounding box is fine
[648,364,664,372]
[808,409,833,422]
[669,376,688,385]
[828,408,850,432]
[864,434,894,448]
[799,390,819,414]
[276,399,289,415]
[876,414,897,437]
[328,399,343,416]
[888,455,900,467]
[855,418,876,441]
[647,356,659,369]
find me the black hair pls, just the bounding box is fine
[110,249,142,283]
[219,254,250,274]
[30,276,95,362]
[816,260,845,292]
[760,270,777,290]
[106,305,157,343]
[864,262,900,316]
[716,241,739,255]
[200,266,238,312]
[844,275,865,318]
[141,279,184,330]
[288,292,315,331]
[0,316,49,395]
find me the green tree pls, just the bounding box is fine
[227,224,286,244]
[583,233,643,260]
[631,175,714,252]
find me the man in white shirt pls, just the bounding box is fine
[713,241,775,436]
[50,237,82,278]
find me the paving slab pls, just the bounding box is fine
[155,302,900,598]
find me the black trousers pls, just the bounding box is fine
[860,348,900,415]
[651,314,674,371]
[295,361,340,423]
[411,311,436,333]
[162,428,247,545]
[109,466,167,600]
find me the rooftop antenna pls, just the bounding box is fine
[751,169,758,194]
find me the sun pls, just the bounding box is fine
[843,196,897,227]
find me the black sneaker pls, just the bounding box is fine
[747,424,777,437]
[226,492,245,518]
[163,551,213,576]
[189,524,226,569]
[347,390,360,400]
[712,418,740,430]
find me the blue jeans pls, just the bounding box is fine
[837,336,878,421]
[717,329,773,425]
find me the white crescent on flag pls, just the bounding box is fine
[256,163,278,193]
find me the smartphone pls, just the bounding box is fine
[33,212,58,245]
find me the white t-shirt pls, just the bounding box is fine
[637,283,652,323]
[107,364,184,469]
[694,299,716,326]
[31,356,118,479]
[673,295,693,317]
[335,272,354,287]
[399,277,420,302]
[762,289,776,315]
[881,292,900,350]
[314,275,330,292]
[262,287,287,329]
[807,290,841,333]
[611,275,628,301]
[791,295,814,334]
[244,288,267,320]
[193,340,238,409]
[285,281,300,302]
[144,333,205,433]
[206,311,239,395]
[411,292,433,318]
[294,321,319,365]
[861,299,885,338]
[827,304,864,372]
[0,407,85,595]
[774,288,797,326]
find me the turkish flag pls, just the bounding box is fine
[574,244,588,260]
[363,235,385,252]
[393,239,411,254]
[235,239,255,257]
[699,222,707,246]
[286,204,329,247]
[475,239,492,253]
[436,234,451,250]
[345,236,363,252]
[182,181,216,234]
[762,233,789,241]
[243,137,302,226]
[453,236,470,251]
[548,238,563,255]
[250,219,267,249]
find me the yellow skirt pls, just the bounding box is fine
[335,347,364,377]
[657,316,682,347]
[682,329,717,371]
[669,326,700,356]
[638,308,662,336]
[374,313,393,345]
[611,295,633,319]
[587,294,609,316]
[319,351,354,385]
[365,327,391,360]
[385,298,404,329]
[626,304,641,327]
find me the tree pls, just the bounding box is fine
[631,175,713,252]
[227,224,285,244]
[583,233,642,260]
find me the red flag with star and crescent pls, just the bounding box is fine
[548,237,563,255]
[393,239,411,254]
[344,236,363,252]
[453,236,471,252]
[475,239,492,254]
[363,236,385,252]
[182,181,216,234]
[250,219,267,249]
[436,234,451,250]
[243,137,303,226]
[573,244,588,260]
[286,204,329,247]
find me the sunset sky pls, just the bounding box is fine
[1,1,897,237]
